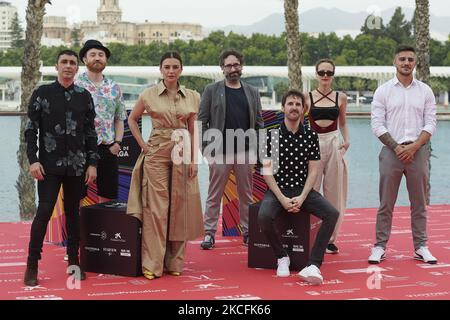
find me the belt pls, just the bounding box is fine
[100,142,114,147]
[400,141,414,145]
[153,127,186,130]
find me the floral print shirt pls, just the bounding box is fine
[25,81,99,176]
[76,72,127,145]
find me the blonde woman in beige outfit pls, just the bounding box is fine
[305,59,349,254]
[127,52,203,280]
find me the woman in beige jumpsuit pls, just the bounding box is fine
[127,52,203,280]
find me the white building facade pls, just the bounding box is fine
[43,0,203,46]
[0,1,17,51]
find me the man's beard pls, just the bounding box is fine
[86,60,106,73]
[397,66,413,77]
[225,71,242,82]
[286,110,300,121]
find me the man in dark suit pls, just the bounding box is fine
[197,49,263,249]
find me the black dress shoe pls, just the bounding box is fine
[200,234,215,250]
[67,267,86,281]
[243,234,249,246]
[67,256,86,280]
[24,260,38,287]
[325,243,339,254]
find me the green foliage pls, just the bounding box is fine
[361,14,386,38]
[385,7,413,45]
[180,76,211,95]
[335,49,358,65]
[70,28,81,47]
[430,39,449,66]
[273,81,289,103]
[429,77,450,95]
[0,47,24,65]
[334,77,352,91]
[444,51,450,66]
[367,80,378,92]
[10,12,25,49]
[0,6,448,91]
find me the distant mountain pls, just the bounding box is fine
[205,7,449,41]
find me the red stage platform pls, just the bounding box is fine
[1,205,449,300]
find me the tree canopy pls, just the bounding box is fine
[1,7,448,68]
[10,12,25,49]
[1,7,448,93]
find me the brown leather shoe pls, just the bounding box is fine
[23,260,38,287]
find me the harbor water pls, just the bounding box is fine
[1,116,449,222]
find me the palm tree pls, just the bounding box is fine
[16,0,51,220]
[414,0,430,84]
[414,0,431,204]
[284,0,302,90]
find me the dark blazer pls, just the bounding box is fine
[197,80,263,152]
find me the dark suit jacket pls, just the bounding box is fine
[197,80,263,152]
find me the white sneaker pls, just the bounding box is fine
[414,246,437,264]
[298,264,323,285]
[368,246,385,264]
[276,256,290,277]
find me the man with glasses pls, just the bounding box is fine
[369,45,437,264]
[198,49,263,249]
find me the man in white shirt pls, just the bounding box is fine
[369,45,437,265]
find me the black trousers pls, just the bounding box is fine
[258,188,339,268]
[28,173,84,261]
[81,144,118,199]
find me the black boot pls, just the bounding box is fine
[67,255,86,281]
[23,259,38,287]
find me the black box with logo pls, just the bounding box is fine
[80,202,142,277]
[248,202,321,271]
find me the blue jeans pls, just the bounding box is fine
[258,188,339,268]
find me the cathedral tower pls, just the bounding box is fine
[97,0,122,25]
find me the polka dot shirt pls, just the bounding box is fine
[264,121,320,189]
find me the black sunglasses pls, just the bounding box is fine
[317,70,335,77]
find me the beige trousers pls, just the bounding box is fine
[203,152,254,236]
[141,137,185,277]
[313,130,348,244]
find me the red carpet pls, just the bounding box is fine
[1,205,449,300]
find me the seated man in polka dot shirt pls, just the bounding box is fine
[258,89,339,285]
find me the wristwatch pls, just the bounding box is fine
[114,140,122,146]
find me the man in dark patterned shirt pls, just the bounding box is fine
[258,89,338,285]
[23,50,99,287]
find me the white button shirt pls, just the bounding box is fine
[371,77,437,143]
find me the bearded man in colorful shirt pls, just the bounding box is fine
[77,40,127,202]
